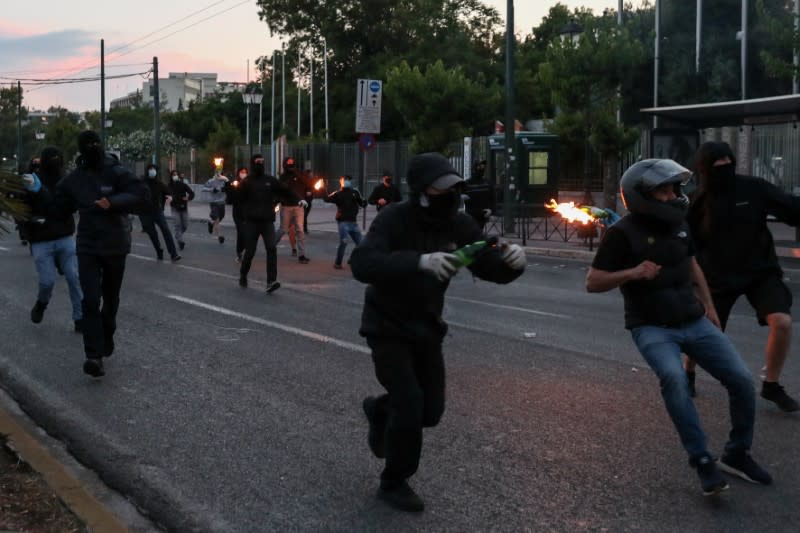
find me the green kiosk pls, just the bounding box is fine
[487,132,560,217]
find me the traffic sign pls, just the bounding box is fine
[358,133,376,152]
[355,78,382,134]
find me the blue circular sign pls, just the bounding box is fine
[369,80,380,92]
[358,133,376,151]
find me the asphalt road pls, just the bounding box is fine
[1,218,799,532]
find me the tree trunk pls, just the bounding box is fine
[602,152,620,211]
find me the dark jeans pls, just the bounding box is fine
[233,210,245,257]
[367,337,445,485]
[241,219,277,283]
[78,254,127,359]
[140,211,178,258]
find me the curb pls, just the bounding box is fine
[0,406,128,532]
[523,246,595,262]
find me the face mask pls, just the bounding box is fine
[707,163,735,191]
[420,190,461,219]
[172,175,180,182]
[343,180,352,188]
[239,172,247,179]
[148,169,157,178]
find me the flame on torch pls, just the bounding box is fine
[314,179,324,191]
[274,203,281,213]
[545,199,596,224]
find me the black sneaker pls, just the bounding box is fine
[377,481,424,512]
[156,249,164,260]
[171,255,182,263]
[74,319,83,333]
[718,452,772,485]
[239,276,248,288]
[690,454,729,496]
[333,263,343,270]
[218,236,225,244]
[291,249,297,257]
[82,358,105,377]
[686,370,697,398]
[178,241,185,251]
[207,221,213,234]
[298,255,310,264]
[266,281,281,294]
[362,397,386,459]
[30,301,47,324]
[761,381,800,412]
[102,337,115,358]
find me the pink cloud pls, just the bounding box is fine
[0,18,36,37]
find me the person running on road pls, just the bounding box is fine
[23,130,150,378]
[236,154,306,292]
[21,146,83,332]
[324,175,366,270]
[226,166,248,262]
[586,158,771,496]
[367,171,402,212]
[275,157,311,263]
[684,141,800,412]
[140,164,181,262]
[168,169,194,252]
[350,152,526,512]
[204,169,228,244]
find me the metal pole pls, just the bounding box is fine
[362,150,367,230]
[271,50,276,174]
[245,104,250,147]
[503,0,517,232]
[654,0,660,129]
[741,0,748,99]
[324,39,329,140]
[16,81,22,171]
[101,39,106,146]
[696,0,703,73]
[153,56,161,167]
[297,49,302,138]
[282,44,286,128]
[310,56,314,138]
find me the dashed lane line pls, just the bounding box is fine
[446,295,572,319]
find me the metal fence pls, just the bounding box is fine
[750,123,800,192]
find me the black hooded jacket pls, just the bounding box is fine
[33,154,150,255]
[237,171,299,222]
[688,174,800,291]
[350,153,523,342]
[279,168,311,206]
[22,168,75,244]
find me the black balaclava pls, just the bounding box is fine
[406,152,464,223]
[250,154,266,177]
[39,146,64,178]
[27,157,41,174]
[78,130,103,167]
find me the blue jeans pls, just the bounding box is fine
[631,317,755,459]
[336,221,362,266]
[31,236,83,320]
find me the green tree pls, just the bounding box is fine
[107,128,192,163]
[756,0,800,86]
[203,118,241,172]
[43,108,82,164]
[385,60,501,153]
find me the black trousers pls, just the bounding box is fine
[366,337,445,485]
[240,219,277,283]
[140,211,178,258]
[78,254,126,359]
[233,210,245,257]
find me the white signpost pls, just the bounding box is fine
[355,79,382,134]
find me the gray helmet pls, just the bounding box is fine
[620,159,691,224]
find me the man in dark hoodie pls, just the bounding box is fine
[350,152,526,512]
[168,168,194,251]
[140,163,180,262]
[22,146,83,332]
[685,141,800,412]
[235,154,305,292]
[23,130,149,377]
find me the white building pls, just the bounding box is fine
[111,72,231,112]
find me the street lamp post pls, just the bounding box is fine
[242,85,263,161]
[503,0,517,233]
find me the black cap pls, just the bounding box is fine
[406,153,462,194]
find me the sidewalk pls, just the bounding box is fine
[173,202,800,263]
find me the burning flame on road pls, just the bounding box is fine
[314,179,324,190]
[545,199,595,224]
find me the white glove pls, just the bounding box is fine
[418,252,461,282]
[298,199,309,208]
[482,208,492,218]
[22,173,41,192]
[502,244,526,270]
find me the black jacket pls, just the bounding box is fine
[168,180,195,211]
[350,202,523,342]
[238,173,299,222]
[325,188,366,222]
[688,175,800,291]
[368,184,402,211]
[21,170,75,243]
[34,154,149,256]
[279,170,311,206]
[144,178,171,213]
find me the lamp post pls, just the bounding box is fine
[243,85,263,161]
[559,19,593,205]
[242,86,251,159]
[503,0,517,234]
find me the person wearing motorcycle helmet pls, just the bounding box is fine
[586,158,771,496]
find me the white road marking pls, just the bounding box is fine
[446,295,571,319]
[163,293,371,354]
[0,246,9,251]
